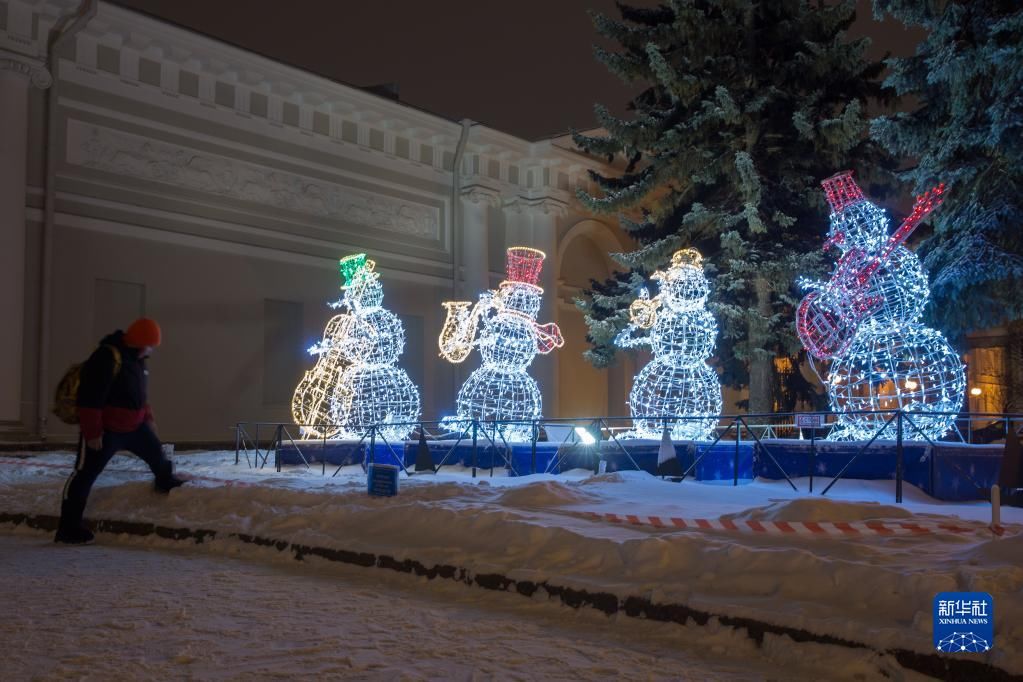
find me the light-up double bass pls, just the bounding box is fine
[293,254,420,441]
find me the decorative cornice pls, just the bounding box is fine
[460,184,502,208]
[503,195,569,217]
[3,0,618,205]
[66,120,441,239]
[0,52,52,89]
[46,2,615,198]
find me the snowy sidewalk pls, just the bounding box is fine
[0,534,784,680]
[2,451,1021,679]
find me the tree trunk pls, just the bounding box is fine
[747,276,775,414]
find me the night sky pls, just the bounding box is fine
[115,0,926,141]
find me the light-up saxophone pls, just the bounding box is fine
[439,297,491,364]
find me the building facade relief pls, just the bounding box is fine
[68,121,441,239]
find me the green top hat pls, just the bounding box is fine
[338,253,380,289]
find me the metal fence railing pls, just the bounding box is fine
[234,410,1021,504]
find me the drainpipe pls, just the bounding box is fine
[38,0,96,440]
[451,119,473,298]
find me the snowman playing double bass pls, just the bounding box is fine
[292,254,420,441]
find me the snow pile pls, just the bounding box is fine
[496,480,604,507]
[2,451,1021,676]
[726,497,914,522]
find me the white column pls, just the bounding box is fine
[529,197,567,419]
[502,197,532,247]
[459,185,500,297]
[0,54,50,422]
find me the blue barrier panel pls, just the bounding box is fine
[276,434,1003,502]
[755,439,931,491]
[930,443,1002,501]
[405,440,510,469]
[278,440,366,467]
[508,442,564,475]
[547,440,755,480]
[692,441,756,481]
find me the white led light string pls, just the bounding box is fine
[293,254,421,441]
[797,173,964,440]
[438,247,563,442]
[615,248,723,441]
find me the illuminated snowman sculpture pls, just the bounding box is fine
[292,254,420,441]
[439,247,564,442]
[797,172,964,440]
[616,248,722,440]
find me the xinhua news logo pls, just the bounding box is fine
[933,592,994,653]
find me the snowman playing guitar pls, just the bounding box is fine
[797,183,945,361]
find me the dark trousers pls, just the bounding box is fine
[59,423,173,530]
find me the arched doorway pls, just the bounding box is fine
[557,220,633,419]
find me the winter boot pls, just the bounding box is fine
[154,475,186,494]
[153,458,186,494]
[54,525,95,545]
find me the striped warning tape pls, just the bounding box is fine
[580,511,1011,537]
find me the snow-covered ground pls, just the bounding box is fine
[3,533,901,681]
[2,450,1021,678]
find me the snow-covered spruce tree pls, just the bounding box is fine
[870,0,1023,409]
[575,0,893,413]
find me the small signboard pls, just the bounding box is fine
[795,414,826,429]
[367,463,399,497]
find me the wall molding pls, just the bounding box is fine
[27,202,454,287]
[0,50,52,88]
[66,120,441,240]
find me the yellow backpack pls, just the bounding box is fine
[52,345,122,425]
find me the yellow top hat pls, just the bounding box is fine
[652,248,703,280]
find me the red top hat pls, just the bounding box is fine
[504,247,545,287]
[821,171,865,214]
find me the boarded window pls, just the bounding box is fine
[341,120,358,143]
[395,137,410,159]
[178,71,199,98]
[313,111,330,136]
[419,144,434,166]
[263,299,304,406]
[282,102,300,127]
[96,45,120,75]
[249,92,268,118]
[138,58,161,87]
[369,129,385,151]
[215,81,235,108]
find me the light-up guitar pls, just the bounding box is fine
[797,183,945,361]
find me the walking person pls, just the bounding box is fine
[56,318,185,544]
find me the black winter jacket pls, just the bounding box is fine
[77,331,153,439]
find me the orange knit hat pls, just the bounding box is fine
[124,318,162,348]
